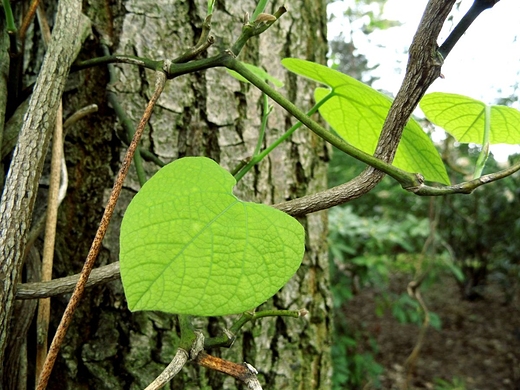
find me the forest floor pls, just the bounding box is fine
[346,274,520,389]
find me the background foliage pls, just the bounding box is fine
[327,1,520,388]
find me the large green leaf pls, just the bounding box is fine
[120,157,304,316]
[282,58,450,185]
[420,92,520,144]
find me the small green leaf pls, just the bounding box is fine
[420,92,520,144]
[227,63,284,87]
[282,58,449,185]
[120,157,304,316]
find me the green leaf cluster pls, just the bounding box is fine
[282,58,450,184]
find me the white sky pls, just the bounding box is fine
[327,0,520,160]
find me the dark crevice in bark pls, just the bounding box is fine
[233,90,247,142]
[187,0,204,48]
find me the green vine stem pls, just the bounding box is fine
[224,56,420,188]
[172,14,214,63]
[72,55,163,73]
[2,0,16,33]
[71,7,284,79]
[207,0,215,15]
[234,92,333,182]
[250,0,270,22]
[178,315,197,350]
[231,6,286,56]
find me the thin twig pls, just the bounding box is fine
[23,104,93,259]
[63,104,98,128]
[36,71,167,390]
[35,102,63,382]
[205,309,307,348]
[34,8,62,382]
[144,332,204,390]
[35,5,51,48]
[403,282,430,390]
[402,197,441,389]
[144,349,189,390]
[19,0,41,40]
[439,0,500,58]
[195,352,262,390]
[171,14,214,63]
[102,44,147,186]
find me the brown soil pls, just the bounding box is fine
[344,275,520,389]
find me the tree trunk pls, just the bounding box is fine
[3,0,331,388]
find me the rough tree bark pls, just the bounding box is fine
[3,0,330,388]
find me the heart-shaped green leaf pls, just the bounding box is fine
[120,157,304,316]
[420,92,520,144]
[282,58,450,185]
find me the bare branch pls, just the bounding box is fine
[144,349,189,390]
[144,331,205,390]
[274,169,382,216]
[439,0,501,59]
[16,262,121,300]
[195,352,262,390]
[0,0,83,380]
[375,0,455,163]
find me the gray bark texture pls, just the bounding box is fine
[2,0,331,388]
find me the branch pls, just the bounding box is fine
[72,55,163,73]
[19,0,41,40]
[274,169,384,216]
[404,280,431,388]
[223,57,418,186]
[16,262,121,299]
[145,331,204,390]
[35,8,65,380]
[172,14,215,63]
[230,6,286,56]
[374,0,455,164]
[411,160,520,195]
[144,349,189,390]
[0,0,83,381]
[195,352,262,390]
[439,0,500,59]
